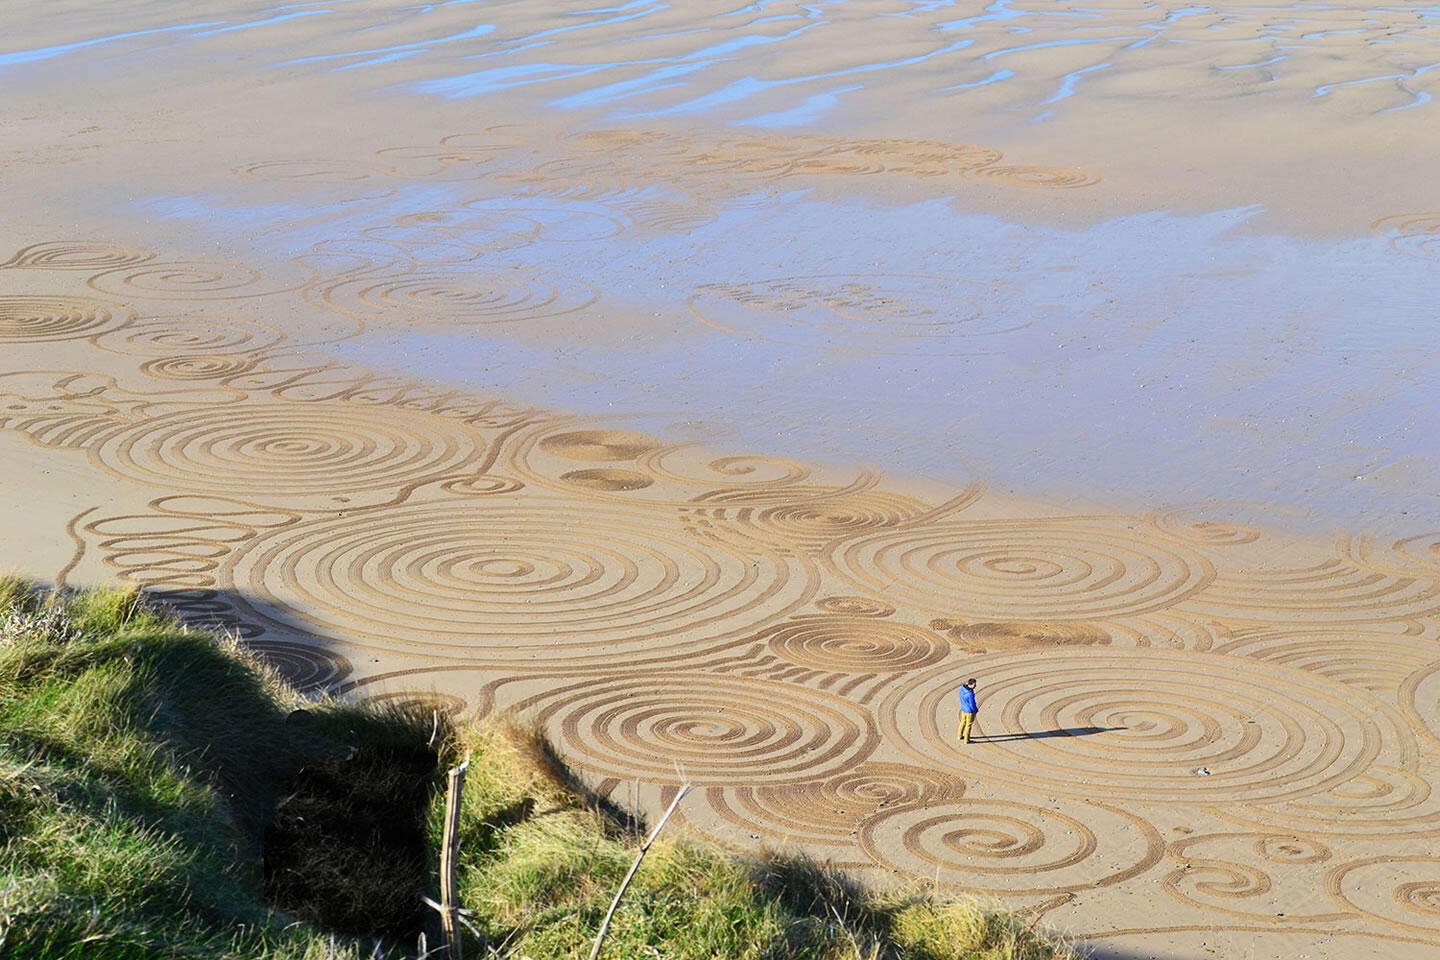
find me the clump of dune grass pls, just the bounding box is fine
[0,579,435,959]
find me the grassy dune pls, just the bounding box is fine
[0,581,1075,960]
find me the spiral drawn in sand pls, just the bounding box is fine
[1340,531,1440,579]
[224,499,815,664]
[1,240,156,271]
[511,674,877,785]
[928,618,1112,653]
[91,316,286,357]
[89,402,485,501]
[879,649,1385,804]
[234,159,389,183]
[1218,764,1440,838]
[1162,833,1346,923]
[1145,504,1263,547]
[704,763,966,850]
[964,165,1101,188]
[815,596,895,617]
[245,639,353,691]
[306,270,595,326]
[835,517,1214,621]
[1328,857,1440,935]
[0,295,133,342]
[139,356,256,381]
[759,615,951,673]
[1213,628,1438,696]
[682,484,937,555]
[858,797,1162,896]
[87,260,289,301]
[636,448,811,489]
[690,274,1023,356]
[439,474,524,496]
[1178,558,1440,624]
[1371,212,1440,262]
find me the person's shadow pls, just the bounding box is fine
[969,725,1123,743]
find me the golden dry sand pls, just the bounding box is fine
[4,3,1440,958]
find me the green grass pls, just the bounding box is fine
[0,580,1077,960]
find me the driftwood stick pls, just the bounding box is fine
[588,784,691,960]
[439,753,470,959]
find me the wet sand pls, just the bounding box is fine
[4,3,1440,958]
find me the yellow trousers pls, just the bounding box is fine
[957,712,977,744]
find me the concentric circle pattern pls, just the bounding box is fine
[90,402,485,499]
[140,356,254,380]
[1217,764,1440,837]
[512,674,877,785]
[964,164,1101,188]
[308,270,595,325]
[89,261,273,299]
[706,763,966,848]
[1179,559,1440,623]
[1213,629,1438,695]
[1329,857,1440,934]
[91,316,285,356]
[815,596,895,617]
[835,517,1214,621]
[760,615,950,673]
[0,295,133,342]
[879,648,1386,803]
[858,798,1161,895]
[225,499,815,663]
[245,640,353,691]
[2,240,156,271]
[684,485,936,553]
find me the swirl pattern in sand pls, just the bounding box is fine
[690,274,1023,356]
[858,798,1161,896]
[835,517,1214,621]
[91,316,286,357]
[0,295,133,342]
[1213,628,1438,695]
[245,639,353,691]
[2,240,156,271]
[88,402,485,500]
[88,260,278,300]
[1329,857,1440,935]
[510,673,877,785]
[1162,833,1346,922]
[224,499,815,664]
[702,763,966,850]
[878,649,1386,803]
[1372,212,1440,262]
[964,164,1101,188]
[306,269,596,326]
[683,484,937,554]
[1218,764,1440,838]
[759,615,950,673]
[1178,558,1440,624]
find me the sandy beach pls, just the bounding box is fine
[4,2,1440,957]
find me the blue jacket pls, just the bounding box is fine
[958,686,977,713]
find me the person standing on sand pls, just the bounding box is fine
[957,678,978,745]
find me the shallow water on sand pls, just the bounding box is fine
[5,4,1440,959]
